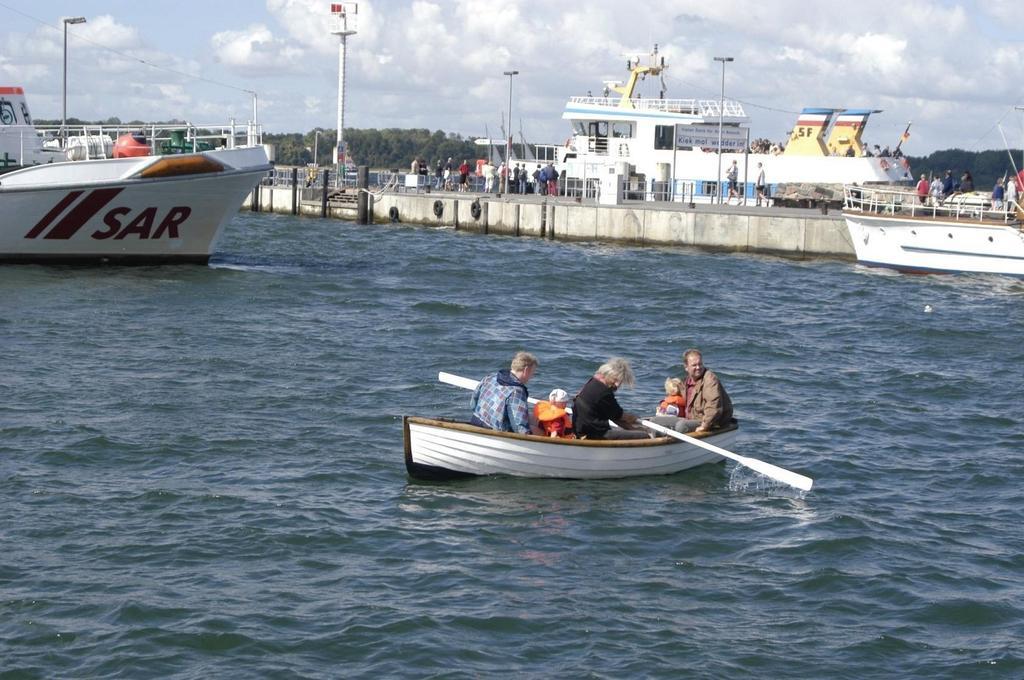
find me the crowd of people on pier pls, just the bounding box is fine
[411,157,561,195]
[469,349,733,441]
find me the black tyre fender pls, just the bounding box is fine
[470,200,482,220]
[432,200,444,217]
[388,206,399,222]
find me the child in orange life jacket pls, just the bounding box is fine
[534,388,575,438]
[657,377,687,417]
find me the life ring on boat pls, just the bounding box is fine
[388,206,400,222]
[470,199,482,220]
[433,199,444,217]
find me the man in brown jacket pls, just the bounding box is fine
[682,348,733,432]
[647,348,734,434]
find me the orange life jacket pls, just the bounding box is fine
[533,401,574,438]
[658,395,687,416]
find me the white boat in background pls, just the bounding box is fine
[842,184,1024,275]
[0,86,271,264]
[403,416,739,480]
[543,47,912,202]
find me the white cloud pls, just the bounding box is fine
[211,24,307,74]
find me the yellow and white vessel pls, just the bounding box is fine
[551,49,912,202]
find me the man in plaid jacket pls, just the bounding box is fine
[470,352,539,434]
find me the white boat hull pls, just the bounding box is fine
[0,147,269,264]
[844,211,1024,276]
[403,416,738,480]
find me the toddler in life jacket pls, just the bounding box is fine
[533,388,575,438]
[657,377,687,417]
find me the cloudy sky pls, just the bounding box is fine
[1,0,1022,155]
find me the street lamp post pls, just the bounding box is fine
[714,56,733,205]
[313,130,322,167]
[503,69,518,195]
[62,16,87,147]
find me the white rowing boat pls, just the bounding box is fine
[403,415,739,480]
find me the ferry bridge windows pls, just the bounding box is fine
[654,125,673,150]
[611,122,633,138]
[587,121,609,154]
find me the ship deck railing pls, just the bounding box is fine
[843,185,1022,226]
[33,121,264,159]
[567,96,746,118]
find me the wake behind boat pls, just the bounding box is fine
[403,415,739,480]
[0,86,271,264]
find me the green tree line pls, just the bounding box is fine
[905,148,1023,190]
[263,128,502,170]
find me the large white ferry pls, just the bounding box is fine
[0,86,270,264]
[547,49,912,202]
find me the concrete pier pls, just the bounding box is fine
[244,185,855,260]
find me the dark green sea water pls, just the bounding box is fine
[2,212,1023,678]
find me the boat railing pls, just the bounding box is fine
[568,96,746,118]
[843,184,1021,226]
[34,121,264,159]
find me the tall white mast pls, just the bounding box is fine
[329,3,357,181]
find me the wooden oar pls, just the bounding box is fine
[641,419,813,492]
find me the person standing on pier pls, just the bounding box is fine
[482,160,495,193]
[755,163,767,206]
[726,160,740,203]
[545,162,558,196]
[434,159,443,189]
[458,159,470,192]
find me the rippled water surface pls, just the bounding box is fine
[2,212,1023,678]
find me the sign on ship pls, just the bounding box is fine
[674,124,746,151]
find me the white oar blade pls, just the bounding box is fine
[641,419,813,492]
[439,371,572,411]
[438,372,480,391]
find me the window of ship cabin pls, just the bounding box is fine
[588,121,608,138]
[654,125,674,150]
[611,123,633,138]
